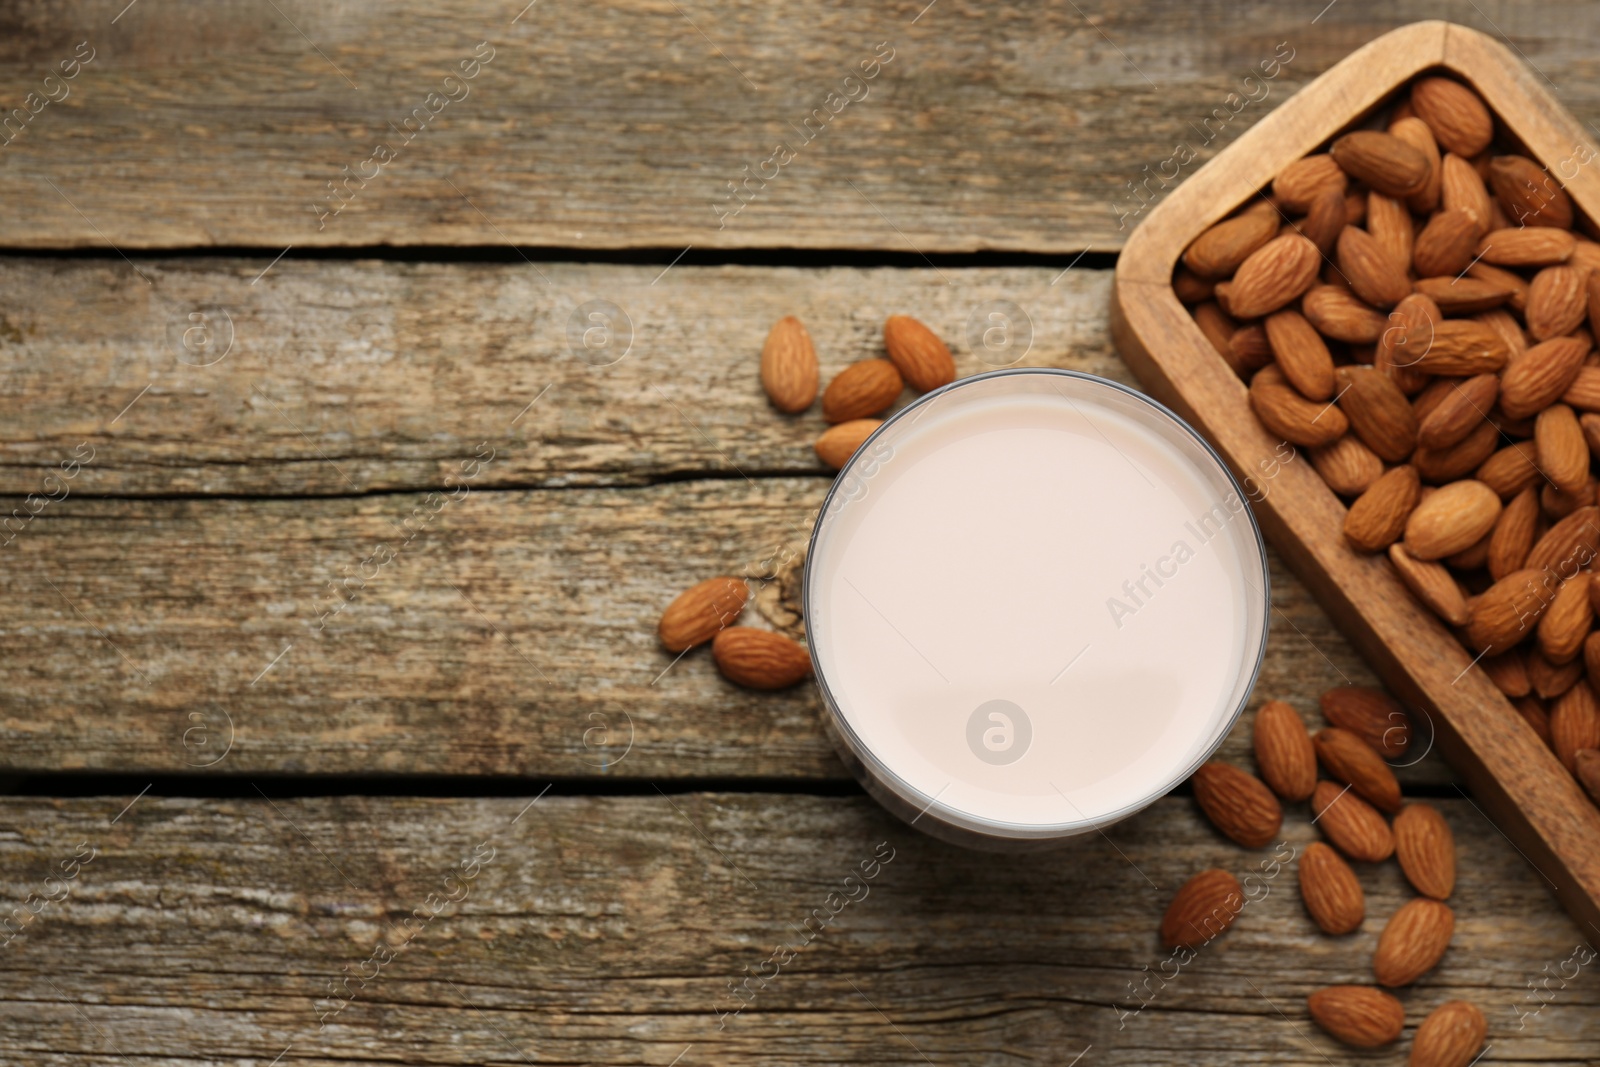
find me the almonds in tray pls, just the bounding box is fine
[1176,71,1600,815]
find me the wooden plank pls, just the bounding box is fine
[1111,18,1600,963]
[0,795,1591,1065]
[0,260,1119,495]
[0,476,1430,780]
[5,4,1600,251]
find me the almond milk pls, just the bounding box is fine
[805,369,1269,846]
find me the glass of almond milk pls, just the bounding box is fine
[805,368,1270,849]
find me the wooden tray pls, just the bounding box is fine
[1112,20,1600,938]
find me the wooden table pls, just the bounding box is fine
[2,2,1596,1063]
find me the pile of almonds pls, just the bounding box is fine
[1177,74,1600,810]
[657,314,958,688]
[1164,688,1484,1064]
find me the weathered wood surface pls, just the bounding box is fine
[1,475,1437,781]
[0,795,1590,1065]
[4,3,1600,251]
[0,261,1118,495]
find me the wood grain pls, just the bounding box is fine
[4,2,1600,251]
[0,794,1590,1065]
[0,476,1424,781]
[1112,21,1600,948]
[0,260,1118,495]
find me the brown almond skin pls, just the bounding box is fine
[1587,630,1600,695]
[1476,225,1576,266]
[1535,403,1590,494]
[1299,841,1365,935]
[1367,192,1415,274]
[1308,986,1405,1048]
[1249,364,1348,447]
[1388,543,1471,626]
[1374,897,1455,987]
[1230,233,1322,319]
[1311,435,1383,497]
[882,315,955,393]
[1295,185,1348,255]
[1500,336,1591,418]
[1391,115,1442,212]
[1527,265,1589,340]
[1489,154,1574,229]
[1475,441,1541,499]
[1482,648,1532,698]
[1413,275,1514,315]
[1538,573,1592,665]
[1574,749,1600,805]
[1402,479,1502,561]
[822,359,903,423]
[1160,868,1244,950]
[1172,267,1214,304]
[1412,420,1499,484]
[1228,324,1274,375]
[1412,77,1494,156]
[1442,153,1494,233]
[1411,319,1510,376]
[1313,780,1395,862]
[1517,695,1554,747]
[760,316,820,413]
[1526,504,1600,572]
[1409,1001,1487,1067]
[1529,649,1585,700]
[1191,760,1283,848]
[1265,310,1336,401]
[1314,728,1403,813]
[658,577,750,652]
[710,627,811,689]
[1254,700,1317,801]
[1465,568,1556,653]
[1469,263,1532,313]
[1338,225,1412,307]
[1302,285,1387,343]
[1345,466,1421,553]
[1376,292,1440,392]
[1330,131,1430,198]
[1192,301,1237,359]
[1320,687,1411,759]
[1336,366,1417,461]
[1413,208,1480,277]
[815,419,882,471]
[1183,209,1280,278]
[1417,373,1497,449]
[1273,154,1346,212]
[1551,680,1600,773]
[1487,486,1540,580]
[1394,803,1457,900]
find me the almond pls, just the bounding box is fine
[1192,301,1237,359]
[1417,373,1497,449]
[1475,441,1540,498]
[1476,225,1576,266]
[1228,324,1274,375]
[1574,749,1600,804]
[1526,505,1600,573]
[1412,421,1498,484]
[1295,185,1348,255]
[1411,319,1510,375]
[1409,1001,1486,1067]
[1376,292,1440,391]
[1530,648,1585,699]
[759,316,820,413]
[1535,404,1588,497]
[1489,155,1574,229]
[1172,267,1214,304]
[1314,728,1403,813]
[1565,366,1600,411]
[1411,77,1494,156]
[1487,487,1540,579]
[710,627,812,689]
[1590,272,1600,339]
[1464,568,1556,652]
[1273,154,1347,212]
[1264,309,1336,401]
[1333,365,1417,460]
[1250,364,1348,447]
[815,419,882,471]
[1321,686,1412,759]
[1413,275,1514,314]
[1373,897,1455,987]
[1331,131,1430,198]
[1412,209,1480,276]
[1588,628,1600,690]
[1550,680,1600,772]
[1389,542,1471,626]
[1183,208,1281,279]
[1527,265,1589,341]
[1308,986,1404,1048]
[1517,694,1554,746]
[1311,434,1383,497]
[1394,803,1456,899]
[1467,261,1531,313]
[659,577,749,652]
[1191,760,1283,848]
[1230,234,1323,319]
[1368,192,1415,273]
[1160,868,1244,950]
[1478,309,1530,356]
[1445,530,1493,571]
[1390,116,1442,213]
[1303,285,1387,343]
[1483,648,1532,697]
[1338,225,1412,307]
[1403,479,1502,560]
[1441,153,1494,233]
[1299,841,1365,935]
[1499,336,1591,417]
[1313,779,1395,861]
[822,359,903,422]
[1346,466,1422,553]
[883,315,955,393]
[1254,700,1317,801]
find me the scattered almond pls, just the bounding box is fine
[883,315,956,393]
[822,359,903,423]
[1314,728,1403,813]
[1299,841,1365,935]
[815,419,882,471]
[1394,803,1456,899]
[1253,700,1317,801]
[759,316,820,413]
[1313,779,1395,862]
[1373,897,1455,986]
[710,627,812,689]
[1160,869,1245,950]
[1308,986,1405,1048]
[1191,760,1283,848]
[1320,686,1411,759]
[658,577,749,652]
[1409,1001,1486,1067]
